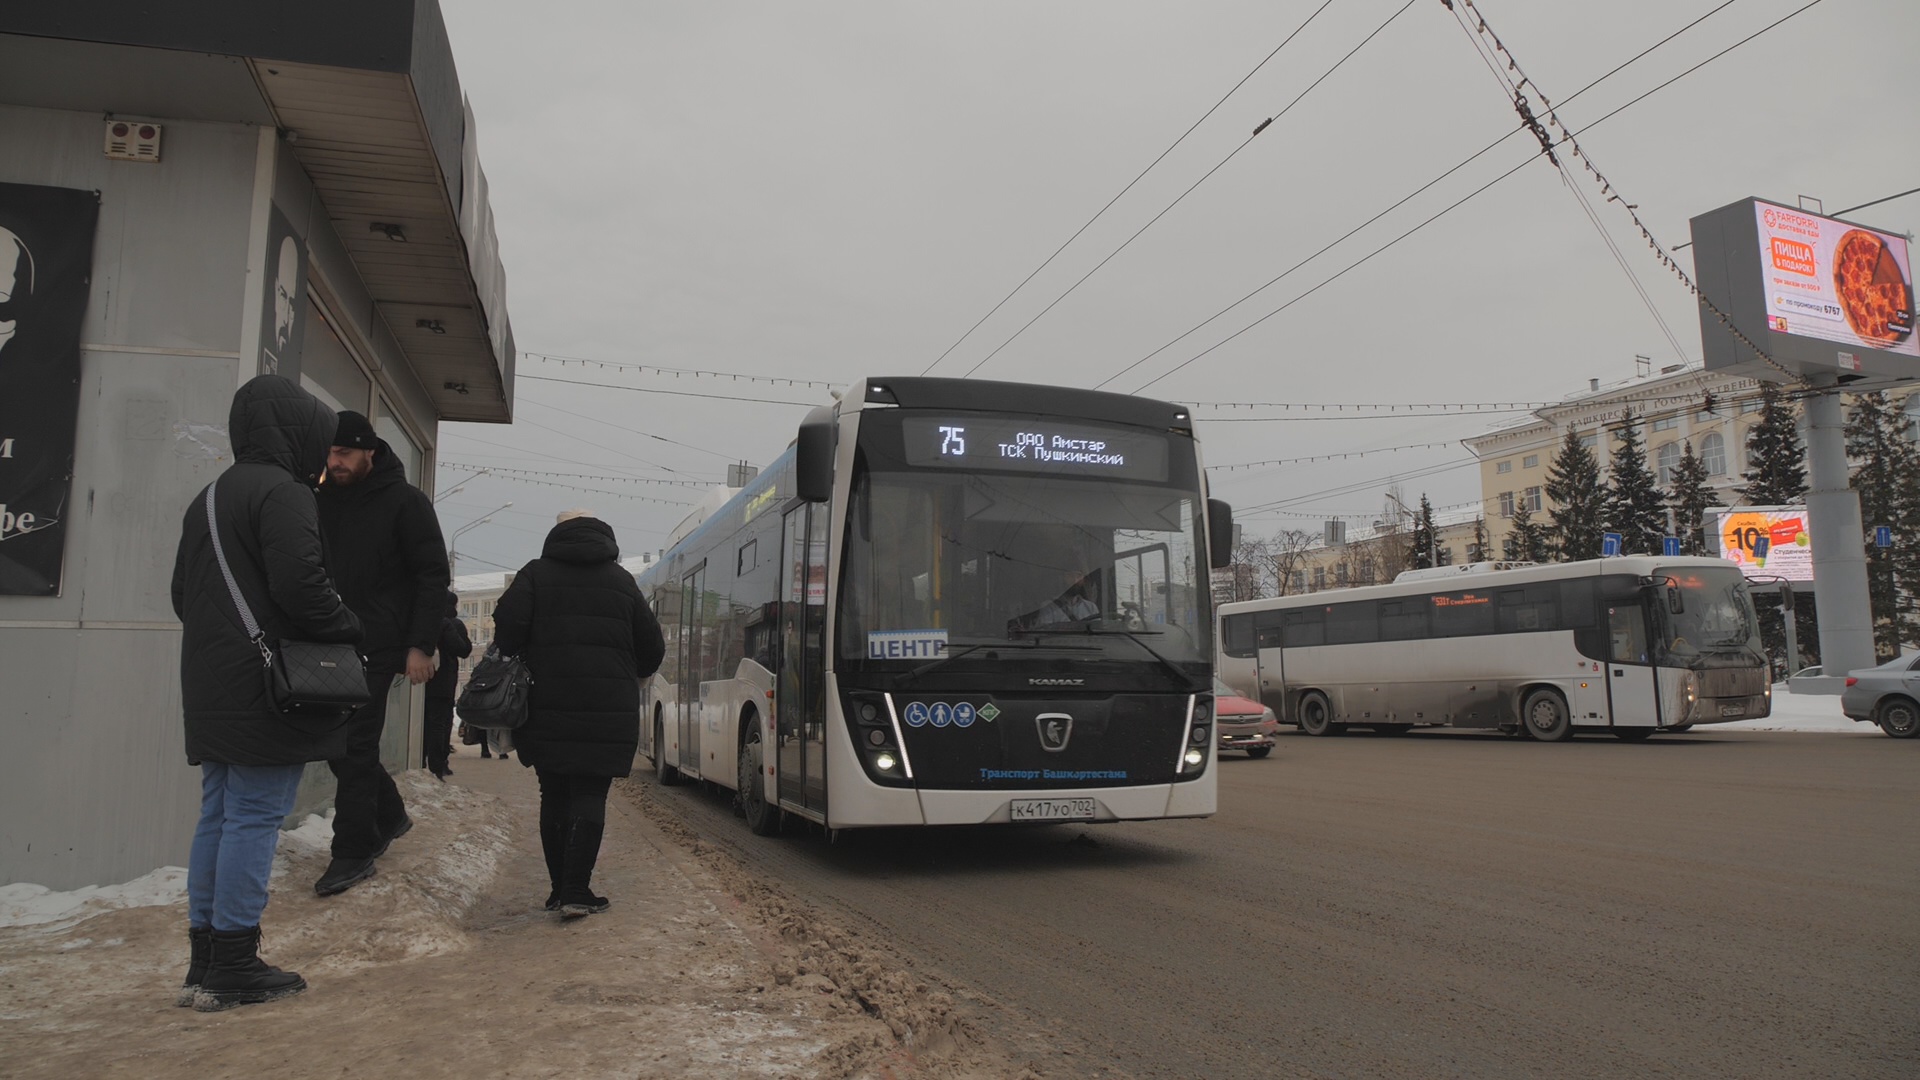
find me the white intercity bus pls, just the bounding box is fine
[1216,556,1771,741]
[637,376,1233,835]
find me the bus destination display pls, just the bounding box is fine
[900,416,1169,481]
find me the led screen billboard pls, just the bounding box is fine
[1690,197,1918,387]
[1753,202,1915,357]
[1709,506,1815,583]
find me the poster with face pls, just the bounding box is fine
[0,182,99,596]
[258,203,307,379]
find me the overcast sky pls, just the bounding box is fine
[429,0,1919,575]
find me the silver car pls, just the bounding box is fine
[1840,654,1920,739]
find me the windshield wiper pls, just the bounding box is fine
[904,637,1097,680]
[1014,625,1204,692]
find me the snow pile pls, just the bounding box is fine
[0,866,188,930]
[1710,692,1874,734]
[265,770,515,974]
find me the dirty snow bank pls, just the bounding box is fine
[0,867,188,929]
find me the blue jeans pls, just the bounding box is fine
[187,763,305,932]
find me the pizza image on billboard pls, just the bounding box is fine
[1832,229,1913,344]
[1752,201,1920,359]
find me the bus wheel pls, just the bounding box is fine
[739,719,781,835]
[1521,690,1572,742]
[653,712,681,785]
[1245,746,1273,759]
[1613,728,1656,742]
[1298,693,1342,736]
[1667,724,1694,733]
[1878,697,1920,739]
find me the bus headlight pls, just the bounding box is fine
[1183,748,1205,767]
[874,752,898,773]
[1681,673,1699,718]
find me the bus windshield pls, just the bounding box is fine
[1654,565,1763,664]
[838,416,1209,672]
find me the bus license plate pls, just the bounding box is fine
[1720,704,1745,717]
[1010,798,1096,822]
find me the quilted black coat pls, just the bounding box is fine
[171,375,363,766]
[491,517,665,777]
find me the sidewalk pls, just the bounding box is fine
[0,746,1024,1080]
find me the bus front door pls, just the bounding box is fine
[1604,600,1660,727]
[777,504,829,813]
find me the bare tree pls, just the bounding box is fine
[1268,528,1317,595]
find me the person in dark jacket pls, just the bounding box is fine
[170,374,362,1012]
[492,510,665,918]
[423,589,472,779]
[310,410,450,895]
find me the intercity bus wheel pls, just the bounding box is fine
[1521,689,1572,742]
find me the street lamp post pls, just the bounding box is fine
[448,501,512,573]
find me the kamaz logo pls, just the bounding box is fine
[1029,677,1084,687]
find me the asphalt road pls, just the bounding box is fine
[644,728,1919,1079]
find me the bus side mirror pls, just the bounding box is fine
[1207,499,1234,569]
[1667,586,1684,615]
[795,405,835,503]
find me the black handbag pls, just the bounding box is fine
[205,484,371,723]
[456,646,532,730]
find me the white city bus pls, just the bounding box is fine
[638,376,1233,834]
[1216,556,1770,741]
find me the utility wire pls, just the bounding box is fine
[1124,0,1817,394]
[1444,2,1692,364]
[918,0,1341,377]
[518,373,821,407]
[526,351,842,392]
[1095,0,1745,393]
[958,0,1421,379]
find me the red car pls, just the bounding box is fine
[1214,678,1278,759]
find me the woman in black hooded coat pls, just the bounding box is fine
[491,512,665,917]
[170,374,362,1010]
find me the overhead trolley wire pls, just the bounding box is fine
[956,0,1423,380]
[1451,0,1828,384]
[916,0,1342,378]
[1095,0,1746,393]
[1444,1,1693,365]
[1118,0,1816,394]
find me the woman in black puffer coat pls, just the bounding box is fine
[170,374,362,1010]
[491,511,665,917]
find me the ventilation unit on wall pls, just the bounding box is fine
[104,120,163,162]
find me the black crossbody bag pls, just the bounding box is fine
[204,483,372,723]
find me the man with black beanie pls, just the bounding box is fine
[311,410,450,895]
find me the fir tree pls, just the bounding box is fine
[1604,407,1667,555]
[1503,500,1550,562]
[1545,428,1605,560]
[1409,494,1438,569]
[1741,382,1807,505]
[1470,516,1489,563]
[1667,440,1722,556]
[1845,392,1920,658]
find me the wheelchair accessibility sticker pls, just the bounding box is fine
[903,701,983,728]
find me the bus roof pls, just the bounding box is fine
[1219,556,1745,614]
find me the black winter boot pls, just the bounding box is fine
[539,805,568,911]
[176,926,212,1007]
[193,927,307,1012]
[557,818,609,918]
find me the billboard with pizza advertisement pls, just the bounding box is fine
[1691,197,1919,387]
[1708,506,1815,583]
[1753,202,1916,358]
